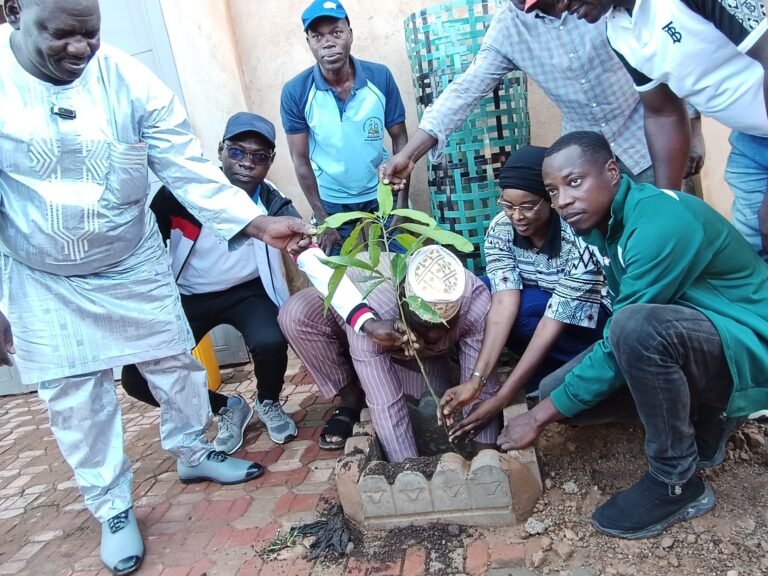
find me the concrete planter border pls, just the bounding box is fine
[335,404,542,529]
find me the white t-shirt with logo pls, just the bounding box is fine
[177,227,261,295]
[607,0,768,136]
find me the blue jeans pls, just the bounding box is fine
[540,304,733,485]
[480,282,609,392]
[313,198,406,256]
[726,131,768,262]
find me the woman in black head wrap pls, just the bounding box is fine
[496,145,559,252]
[440,146,612,441]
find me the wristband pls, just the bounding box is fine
[471,371,487,386]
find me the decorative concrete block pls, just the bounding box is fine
[337,402,542,528]
[468,450,513,510]
[431,453,470,512]
[502,405,543,490]
[335,452,367,525]
[352,420,374,437]
[358,472,396,518]
[393,471,433,515]
[344,435,375,456]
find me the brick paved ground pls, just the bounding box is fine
[0,353,536,576]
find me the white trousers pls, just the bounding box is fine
[38,352,212,522]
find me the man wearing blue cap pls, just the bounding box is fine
[121,112,300,451]
[281,0,409,255]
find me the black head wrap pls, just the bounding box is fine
[498,145,549,200]
[499,145,562,257]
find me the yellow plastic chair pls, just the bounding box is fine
[191,333,221,392]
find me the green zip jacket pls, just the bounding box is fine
[550,176,768,418]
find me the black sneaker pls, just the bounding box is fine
[591,472,715,539]
[695,415,746,470]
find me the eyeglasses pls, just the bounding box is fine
[224,143,274,166]
[497,197,545,215]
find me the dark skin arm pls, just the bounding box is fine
[286,132,342,253]
[0,310,15,367]
[242,216,316,254]
[379,128,438,193]
[687,115,706,178]
[440,290,519,429]
[361,318,421,357]
[448,315,569,441]
[638,83,690,190]
[386,123,411,218]
[497,396,563,451]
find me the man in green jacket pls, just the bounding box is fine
[497,131,768,539]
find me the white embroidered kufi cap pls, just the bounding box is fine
[404,245,465,322]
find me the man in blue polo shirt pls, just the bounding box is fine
[281,0,409,255]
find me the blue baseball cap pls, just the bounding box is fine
[222,112,276,147]
[301,0,348,31]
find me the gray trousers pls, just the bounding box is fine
[540,304,732,484]
[38,351,212,522]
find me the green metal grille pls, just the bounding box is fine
[404,0,530,273]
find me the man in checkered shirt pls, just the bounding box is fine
[381,0,704,192]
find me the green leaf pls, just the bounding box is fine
[323,268,346,314]
[390,208,437,227]
[340,221,366,256]
[391,253,407,285]
[323,211,375,229]
[318,257,347,271]
[361,278,386,300]
[390,233,420,252]
[357,273,385,283]
[319,255,376,273]
[404,295,446,325]
[368,224,382,269]
[376,181,394,219]
[398,223,474,253]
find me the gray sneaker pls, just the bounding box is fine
[213,394,253,454]
[101,508,143,575]
[254,398,298,444]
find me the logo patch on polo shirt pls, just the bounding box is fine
[662,21,682,44]
[363,117,384,142]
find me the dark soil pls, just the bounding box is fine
[364,454,442,484]
[320,418,768,575]
[407,393,474,459]
[349,523,464,576]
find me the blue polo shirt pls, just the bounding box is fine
[281,57,406,204]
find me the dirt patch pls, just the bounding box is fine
[520,418,768,575]
[407,393,474,459]
[364,455,442,484]
[319,418,768,575]
[350,523,465,576]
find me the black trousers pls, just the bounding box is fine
[540,304,732,484]
[121,277,288,412]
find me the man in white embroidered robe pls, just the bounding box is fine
[0,0,313,573]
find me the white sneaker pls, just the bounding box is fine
[254,398,298,444]
[213,394,253,454]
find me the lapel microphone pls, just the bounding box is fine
[51,106,77,120]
